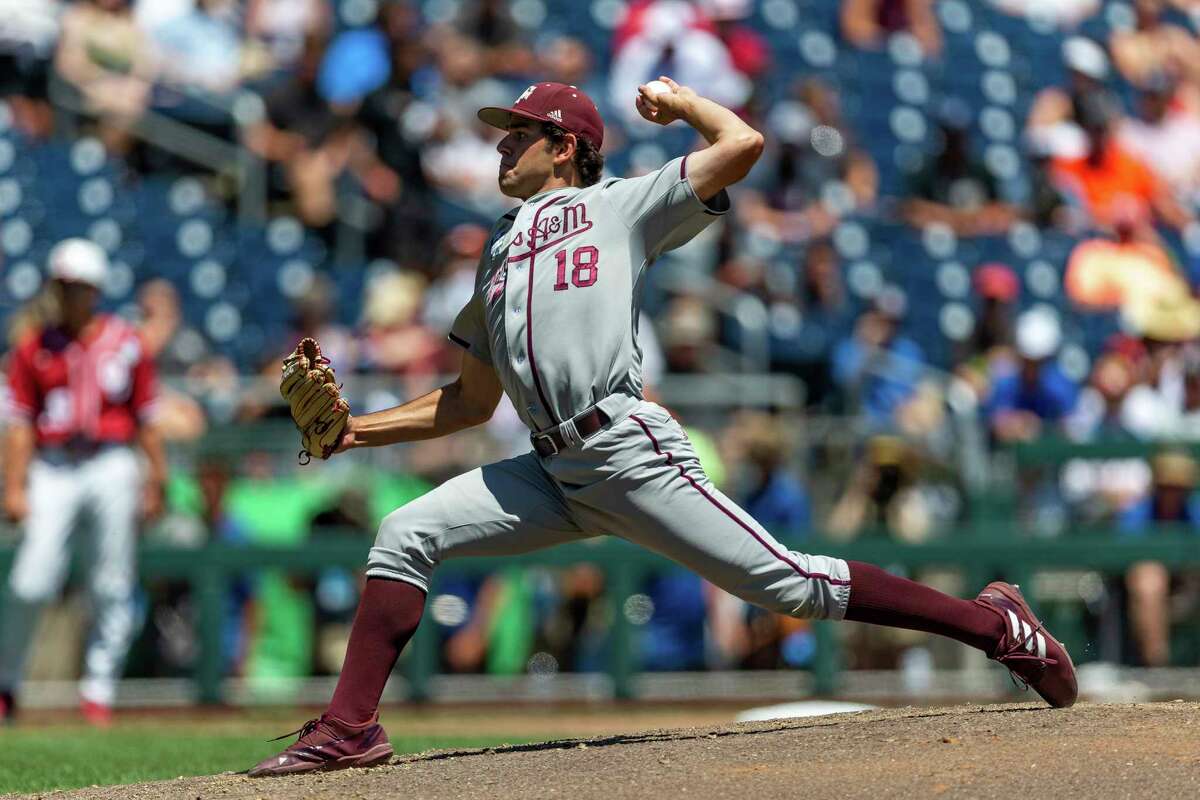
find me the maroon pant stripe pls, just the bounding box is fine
[629,414,851,587]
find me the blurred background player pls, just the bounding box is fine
[1,238,166,726]
[1118,450,1200,667]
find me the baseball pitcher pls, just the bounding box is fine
[1,239,166,726]
[253,79,1076,776]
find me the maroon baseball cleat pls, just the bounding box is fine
[247,713,393,777]
[976,581,1078,708]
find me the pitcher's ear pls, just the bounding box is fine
[558,132,577,164]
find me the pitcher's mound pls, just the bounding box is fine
[26,702,1200,800]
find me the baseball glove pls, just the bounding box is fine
[280,337,350,464]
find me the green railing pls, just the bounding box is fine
[4,528,1199,704]
[1008,438,1200,464]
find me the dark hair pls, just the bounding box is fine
[543,123,604,187]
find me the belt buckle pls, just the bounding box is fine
[533,433,559,456]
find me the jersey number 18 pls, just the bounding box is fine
[553,246,599,291]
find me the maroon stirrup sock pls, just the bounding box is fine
[327,577,426,725]
[843,561,1005,653]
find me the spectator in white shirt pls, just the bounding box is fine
[245,0,329,71]
[1119,74,1200,206]
[609,0,751,129]
[989,0,1099,28]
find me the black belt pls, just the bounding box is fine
[38,440,126,465]
[531,406,612,457]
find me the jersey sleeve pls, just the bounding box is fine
[130,335,160,423]
[602,155,731,261]
[4,340,38,424]
[448,292,493,365]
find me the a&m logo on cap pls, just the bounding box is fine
[517,85,537,103]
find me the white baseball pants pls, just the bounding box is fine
[0,446,142,705]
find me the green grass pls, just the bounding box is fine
[0,726,535,796]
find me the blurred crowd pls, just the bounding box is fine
[5,0,1200,687]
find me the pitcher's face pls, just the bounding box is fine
[496,119,554,199]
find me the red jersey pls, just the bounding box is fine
[5,314,158,448]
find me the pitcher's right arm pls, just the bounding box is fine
[635,77,764,201]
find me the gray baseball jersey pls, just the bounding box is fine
[447,155,726,431]
[367,155,852,620]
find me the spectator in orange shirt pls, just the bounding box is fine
[1051,94,1192,232]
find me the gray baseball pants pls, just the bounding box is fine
[367,400,851,619]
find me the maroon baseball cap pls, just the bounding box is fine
[478,82,604,149]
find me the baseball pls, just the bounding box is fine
[644,80,672,97]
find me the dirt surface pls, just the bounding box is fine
[12,702,1200,800]
[8,703,738,738]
